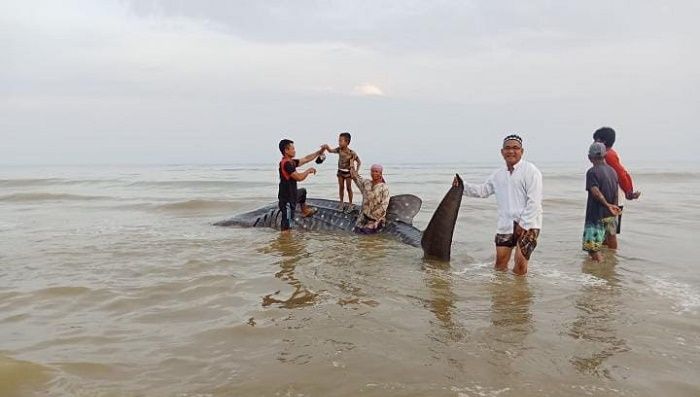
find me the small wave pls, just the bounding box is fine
[128,180,270,189]
[0,178,64,187]
[0,355,52,396]
[543,197,580,207]
[390,179,463,186]
[535,268,608,287]
[452,261,493,275]
[635,171,700,179]
[155,199,241,213]
[645,276,700,313]
[55,361,123,377]
[0,192,110,202]
[33,286,93,297]
[0,178,120,187]
[0,221,17,232]
[543,170,700,181]
[451,385,511,397]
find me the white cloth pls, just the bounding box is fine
[463,160,543,234]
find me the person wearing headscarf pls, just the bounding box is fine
[350,164,390,234]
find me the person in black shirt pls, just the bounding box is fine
[582,142,622,262]
[278,139,326,233]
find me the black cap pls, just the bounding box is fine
[503,134,523,146]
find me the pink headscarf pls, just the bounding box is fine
[370,164,386,183]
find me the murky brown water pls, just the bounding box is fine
[1,164,699,396]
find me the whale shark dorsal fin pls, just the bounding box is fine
[386,194,422,225]
[421,174,464,261]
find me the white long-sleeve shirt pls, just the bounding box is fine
[463,160,543,234]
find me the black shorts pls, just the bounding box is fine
[494,222,540,260]
[278,188,307,231]
[337,170,351,179]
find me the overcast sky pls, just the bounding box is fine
[2,0,698,165]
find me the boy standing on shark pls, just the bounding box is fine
[324,132,361,210]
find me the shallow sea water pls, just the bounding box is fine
[1,162,699,396]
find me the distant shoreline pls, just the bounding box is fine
[2,160,699,170]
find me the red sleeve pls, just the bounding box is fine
[604,150,634,194]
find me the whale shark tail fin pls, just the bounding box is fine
[421,174,463,261]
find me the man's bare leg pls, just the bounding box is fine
[513,246,529,276]
[495,246,512,272]
[604,234,618,250]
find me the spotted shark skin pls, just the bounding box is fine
[214,175,464,260]
[214,198,423,246]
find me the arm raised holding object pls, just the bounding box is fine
[323,144,339,154]
[298,145,327,166]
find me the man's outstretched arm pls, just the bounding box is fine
[454,175,495,198]
[298,146,326,166]
[290,168,316,182]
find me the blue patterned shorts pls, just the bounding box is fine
[582,216,618,252]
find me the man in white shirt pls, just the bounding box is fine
[453,134,543,275]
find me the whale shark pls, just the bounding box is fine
[214,175,464,260]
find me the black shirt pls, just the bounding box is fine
[585,163,619,224]
[278,158,300,202]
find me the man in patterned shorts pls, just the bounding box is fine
[454,134,543,275]
[583,142,622,262]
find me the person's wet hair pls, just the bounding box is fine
[278,139,294,155]
[593,127,616,148]
[339,132,351,143]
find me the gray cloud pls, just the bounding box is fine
[1,0,698,165]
